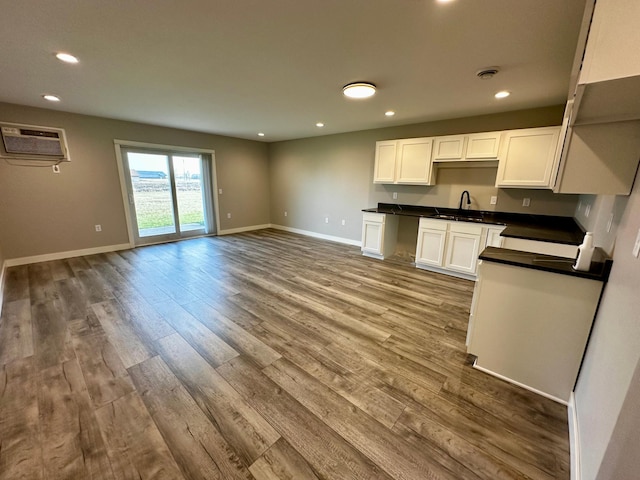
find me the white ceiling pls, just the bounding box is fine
[0,0,586,142]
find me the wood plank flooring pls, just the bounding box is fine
[0,229,570,479]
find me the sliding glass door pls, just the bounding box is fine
[122,148,212,245]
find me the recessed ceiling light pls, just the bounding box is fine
[495,90,511,99]
[316,122,324,127]
[385,111,395,117]
[55,53,79,64]
[43,94,61,102]
[258,132,265,137]
[437,0,456,3]
[343,82,376,99]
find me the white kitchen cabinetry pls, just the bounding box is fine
[373,138,434,185]
[415,219,448,267]
[415,218,485,279]
[433,131,502,162]
[485,226,506,248]
[373,141,397,183]
[495,126,561,188]
[361,212,398,259]
[444,223,483,275]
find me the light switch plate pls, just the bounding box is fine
[392,192,398,200]
[490,196,497,205]
[633,228,640,258]
[522,198,530,207]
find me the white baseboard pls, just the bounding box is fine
[4,243,131,267]
[0,259,6,316]
[472,361,568,405]
[217,224,272,235]
[568,392,581,480]
[271,224,361,247]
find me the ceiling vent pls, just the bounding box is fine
[476,67,500,80]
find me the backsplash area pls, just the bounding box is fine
[369,165,579,217]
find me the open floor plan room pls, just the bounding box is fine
[0,230,569,480]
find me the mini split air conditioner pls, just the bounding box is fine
[0,122,70,162]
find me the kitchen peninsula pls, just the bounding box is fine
[362,202,613,403]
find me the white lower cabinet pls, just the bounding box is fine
[361,213,398,259]
[415,218,485,278]
[485,226,506,248]
[445,224,483,275]
[415,219,448,266]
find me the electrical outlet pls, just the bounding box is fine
[585,204,591,218]
[218,188,223,195]
[52,165,60,174]
[341,219,346,226]
[227,213,231,219]
[324,217,329,224]
[284,211,288,217]
[95,224,102,232]
[490,196,497,205]
[522,198,531,207]
[392,192,398,200]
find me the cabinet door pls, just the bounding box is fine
[416,228,447,267]
[486,227,505,248]
[373,141,397,183]
[433,136,465,161]
[445,230,482,274]
[395,138,434,184]
[361,221,384,255]
[466,132,502,159]
[496,127,561,188]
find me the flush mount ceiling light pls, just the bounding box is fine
[55,52,79,64]
[495,90,511,99]
[343,82,376,99]
[43,94,61,102]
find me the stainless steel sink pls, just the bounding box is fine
[434,214,456,220]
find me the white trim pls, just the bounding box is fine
[271,224,361,247]
[362,251,384,260]
[4,243,130,267]
[0,259,7,316]
[416,263,476,281]
[218,224,272,235]
[472,361,568,405]
[113,139,216,155]
[113,144,136,248]
[568,392,581,480]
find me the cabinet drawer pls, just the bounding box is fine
[418,217,449,231]
[449,221,483,235]
[363,212,385,224]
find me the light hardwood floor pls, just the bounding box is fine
[0,229,569,479]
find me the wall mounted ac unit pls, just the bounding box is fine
[0,122,70,162]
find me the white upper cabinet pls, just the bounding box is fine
[433,131,502,162]
[495,126,561,189]
[433,135,466,161]
[373,140,398,183]
[466,132,502,159]
[373,138,434,185]
[579,0,640,86]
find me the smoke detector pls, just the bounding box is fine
[476,67,500,80]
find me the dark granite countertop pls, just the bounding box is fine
[363,203,585,245]
[479,246,613,282]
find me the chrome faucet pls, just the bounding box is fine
[459,190,471,210]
